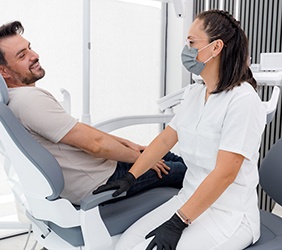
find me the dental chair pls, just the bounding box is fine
[0,74,178,250]
[0,71,280,250]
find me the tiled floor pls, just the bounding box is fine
[0,232,43,250]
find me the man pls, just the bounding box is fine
[0,21,186,205]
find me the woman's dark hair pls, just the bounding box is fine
[0,21,24,65]
[196,10,257,93]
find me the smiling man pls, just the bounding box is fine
[0,21,187,205]
[0,28,45,86]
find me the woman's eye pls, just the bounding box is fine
[186,39,195,47]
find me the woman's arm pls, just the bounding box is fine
[179,150,244,222]
[92,125,178,196]
[129,126,179,178]
[144,150,244,250]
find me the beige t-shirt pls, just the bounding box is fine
[8,86,116,205]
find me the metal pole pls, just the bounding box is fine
[205,0,209,10]
[219,0,224,10]
[234,0,240,20]
[82,0,91,124]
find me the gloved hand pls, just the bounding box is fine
[92,172,136,197]
[145,213,188,250]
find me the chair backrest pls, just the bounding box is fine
[0,74,64,201]
[0,75,9,105]
[259,138,282,207]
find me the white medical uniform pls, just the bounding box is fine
[116,82,266,250]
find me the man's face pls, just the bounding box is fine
[0,34,45,87]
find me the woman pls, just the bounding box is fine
[95,10,266,249]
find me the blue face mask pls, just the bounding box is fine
[181,42,215,75]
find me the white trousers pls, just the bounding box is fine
[115,193,253,250]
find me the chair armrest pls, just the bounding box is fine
[92,87,192,132]
[93,114,174,133]
[80,190,126,211]
[264,86,280,124]
[157,88,186,112]
[60,88,71,114]
[193,71,282,86]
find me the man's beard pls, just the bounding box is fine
[7,63,45,85]
[21,69,45,85]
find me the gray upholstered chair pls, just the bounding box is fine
[246,137,282,249]
[0,74,178,250]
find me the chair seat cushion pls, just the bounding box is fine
[246,209,282,249]
[100,187,179,236]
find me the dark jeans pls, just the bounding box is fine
[107,152,187,197]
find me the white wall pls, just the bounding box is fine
[0,0,194,146]
[0,0,83,116]
[0,0,173,145]
[166,0,194,94]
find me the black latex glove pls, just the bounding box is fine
[92,172,136,197]
[145,213,188,250]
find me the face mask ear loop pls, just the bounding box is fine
[199,40,216,64]
[198,40,216,52]
[204,55,214,64]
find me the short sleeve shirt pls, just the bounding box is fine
[169,82,266,242]
[8,87,116,205]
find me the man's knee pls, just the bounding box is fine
[165,161,187,175]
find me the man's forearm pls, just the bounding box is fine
[61,122,141,163]
[86,135,141,162]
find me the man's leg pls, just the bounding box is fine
[107,152,187,197]
[162,151,185,164]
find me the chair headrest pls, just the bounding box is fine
[0,74,9,104]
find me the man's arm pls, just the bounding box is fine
[108,134,145,152]
[60,122,141,163]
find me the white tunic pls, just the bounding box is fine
[169,82,266,243]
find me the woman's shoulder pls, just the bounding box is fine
[225,82,260,102]
[234,82,257,94]
[229,82,265,112]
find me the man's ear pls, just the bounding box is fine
[0,65,10,79]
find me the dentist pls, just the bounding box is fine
[95,9,266,250]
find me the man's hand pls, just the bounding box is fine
[92,172,136,197]
[124,140,145,152]
[151,160,170,179]
[145,214,188,250]
[112,135,145,153]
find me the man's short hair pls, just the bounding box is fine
[0,21,24,65]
